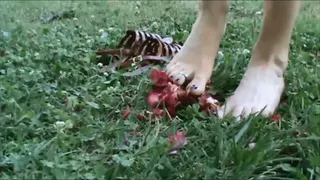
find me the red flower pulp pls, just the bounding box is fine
[147,69,219,117]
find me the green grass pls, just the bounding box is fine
[0,1,319,179]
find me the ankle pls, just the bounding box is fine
[249,59,286,78]
[251,48,289,70]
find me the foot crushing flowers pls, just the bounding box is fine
[147,69,220,117]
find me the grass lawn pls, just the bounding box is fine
[0,1,319,179]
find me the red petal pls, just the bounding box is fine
[163,93,179,107]
[270,114,281,122]
[122,106,131,120]
[198,93,219,114]
[168,131,188,148]
[147,91,162,108]
[150,69,170,87]
[153,108,164,117]
[152,86,165,93]
[160,83,180,107]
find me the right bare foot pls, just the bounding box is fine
[165,1,228,95]
[165,31,216,95]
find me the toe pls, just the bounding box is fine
[261,107,274,117]
[242,106,254,118]
[173,73,189,85]
[232,107,245,118]
[251,106,262,115]
[186,76,208,96]
[217,101,236,119]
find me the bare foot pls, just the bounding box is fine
[217,0,301,119]
[217,63,285,118]
[166,38,216,96]
[166,1,228,95]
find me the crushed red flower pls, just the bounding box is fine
[198,93,220,114]
[147,69,219,118]
[150,69,171,87]
[147,91,162,108]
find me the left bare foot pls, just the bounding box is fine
[217,0,301,119]
[218,63,285,118]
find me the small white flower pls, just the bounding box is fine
[55,121,65,128]
[65,120,74,129]
[86,39,93,44]
[242,49,250,55]
[255,10,263,15]
[1,30,10,37]
[90,15,95,18]
[218,51,224,59]
[249,142,256,149]
[103,72,109,76]
[73,17,78,21]
[98,29,104,33]
[46,103,54,108]
[34,52,39,57]
[151,21,158,27]
[97,63,103,67]
[54,121,66,133]
[107,27,114,31]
